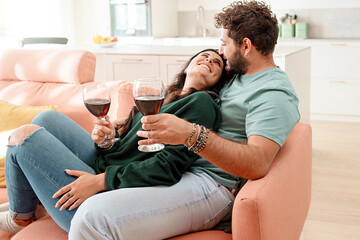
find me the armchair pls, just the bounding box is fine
[0,48,312,240]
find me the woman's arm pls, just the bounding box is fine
[105,92,222,190]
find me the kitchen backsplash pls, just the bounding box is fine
[178,8,360,39]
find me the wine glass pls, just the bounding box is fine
[133,77,165,152]
[83,83,119,147]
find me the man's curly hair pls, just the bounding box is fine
[214,1,278,56]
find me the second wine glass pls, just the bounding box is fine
[133,78,165,152]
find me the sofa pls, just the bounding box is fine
[0,49,312,240]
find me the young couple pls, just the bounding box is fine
[1,1,300,239]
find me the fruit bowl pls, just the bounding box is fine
[92,35,118,48]
[94,42,117,48]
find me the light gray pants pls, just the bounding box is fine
[68,172,234,240]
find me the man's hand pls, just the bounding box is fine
[137,113,193,146]
[52,170,106,211]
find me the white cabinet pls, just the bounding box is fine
[278,39,360,122]
[310,44,360,121]
[105,54,160,82]
[274,47,311,123]
[159,55,191,86]
[95,54,192,86]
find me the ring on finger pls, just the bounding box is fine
[66,193,71,198]
[105,135,112,141]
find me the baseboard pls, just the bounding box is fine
[310,113,360,123]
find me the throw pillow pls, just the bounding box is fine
[0,101,58,187]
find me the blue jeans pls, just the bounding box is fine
[5,111,97,231]
[69,171,234,240]
[6,111,234,238]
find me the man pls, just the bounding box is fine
[138,0,300,181]
[69,1,300,239]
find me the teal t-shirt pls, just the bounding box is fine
[191,67,300,189]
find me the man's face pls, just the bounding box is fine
[219,28,249,75]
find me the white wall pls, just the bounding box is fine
[178,0,360,11]
[152,0,178,38]
[1,0,74,39]
[73,0,111,45]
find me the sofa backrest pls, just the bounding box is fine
[0,49,135,133]
[0,49,95,84]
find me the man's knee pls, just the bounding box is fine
[69,199,105,239]
[8,124,41,146]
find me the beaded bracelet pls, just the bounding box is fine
[193,127,210,153]
[187,125,201,150]
[189,125,210,153]
[190,126,206,152]
[185,123,197,147]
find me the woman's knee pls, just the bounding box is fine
[8,124,41,146]
[31,110,60,125]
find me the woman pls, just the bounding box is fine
[1,49,238,239]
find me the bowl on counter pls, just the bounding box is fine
[94,42,117,48]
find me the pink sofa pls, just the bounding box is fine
[0,49,312,240]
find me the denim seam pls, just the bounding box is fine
[7,153,38,218]
[111,186,228,229]
[193,198,233,230]
[17,152,64,190]
[9,135,64,191]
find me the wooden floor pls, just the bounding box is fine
[300,120,360,240]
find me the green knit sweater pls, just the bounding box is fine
[92,92,221,190]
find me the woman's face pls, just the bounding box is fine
[185,50,224,89]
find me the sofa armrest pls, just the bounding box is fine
[232,122,312,240]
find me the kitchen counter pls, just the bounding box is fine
[278,38,360,46]
[72,40,310,58]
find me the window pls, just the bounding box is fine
[109,0,152,37]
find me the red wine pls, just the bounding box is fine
[134,95,164,116]
[84,98,110,118]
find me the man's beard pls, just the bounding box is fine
[227,50,249,75]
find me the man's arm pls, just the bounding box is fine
[137,114,280,180]
[197,131,280,180]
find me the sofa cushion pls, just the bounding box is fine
[11,215,67,240]
[0,101,58,187]
[0,101,57,131]
[0,49,95,84]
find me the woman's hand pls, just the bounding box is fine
[112,117,126,130]
[52,170,106,211]
[112,117,126,135]
[137,113,193,146]
[91,116,116,145]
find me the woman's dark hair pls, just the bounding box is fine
[118,48,232,135]
[214,1,278,56]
